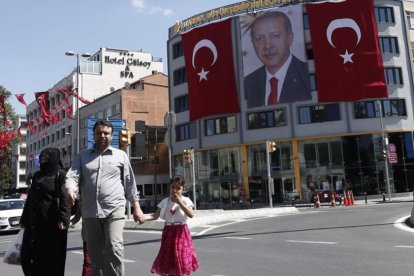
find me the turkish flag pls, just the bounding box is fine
[15,93,27,106]
[182,19,240,121]
[306,0,387,102]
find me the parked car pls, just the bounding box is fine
[0,199,25,232]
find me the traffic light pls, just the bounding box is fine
[382,149,388,159]
[183,149,192,165]
[119,129,131,152]
[268,141,277,152]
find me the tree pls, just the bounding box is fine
[0,163,12,196]
[0,85,19,197]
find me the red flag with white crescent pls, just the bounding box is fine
[182,19,240,121]
[306,0,387,102]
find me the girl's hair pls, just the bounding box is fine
[170,175,187,190]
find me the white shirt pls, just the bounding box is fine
[158,196,194,223]
[265,54,292,104]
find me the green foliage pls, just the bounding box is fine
[0,85,20,196]
[0,163,12,196]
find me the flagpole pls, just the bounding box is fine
[65,51,91,156]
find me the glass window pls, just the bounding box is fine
[304,144,316,168]
[172,42,183,59]
[318,143,330,166]
[379,37,399,54]
[173,67,187,86]
[205,116,237,136]
[176,122,196,141]
[298,104,340,124]
[247,109,287,129]
[375,7,395,23]
[174,95,189,113]
[330,142,343,166]
[385,67,403,85]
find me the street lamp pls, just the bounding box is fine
[378,100,391,201]
[65,51,91,155]
[65,132,72,167]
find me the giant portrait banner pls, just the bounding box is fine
[240,5,311,108]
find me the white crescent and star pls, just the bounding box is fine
[326,18,361,64]
[192,39,218,81]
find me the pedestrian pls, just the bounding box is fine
[20,147,71,276]
[64,120,145,276]
[70,199,91,276]
[144,175,200,275]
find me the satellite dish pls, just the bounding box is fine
[125,82,131,89]
[110,87,115,92]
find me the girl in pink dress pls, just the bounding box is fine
[144,176,200,275]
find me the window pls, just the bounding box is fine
[354,101,379,119]
[298,104,340,124]
[309,74,317,91]
[407,12,414,29]
[383,99,407,117]
[354,99,406,118]
[247,109,287,129]
[205,116,236,136]
[375,7,395,23]
[379,37,399,54]
[173,68,187,86]
[384,67,403,85]
[176,122,196,141]
[411,42,414,60]
[172,42,183,59]
[174,95,189,113]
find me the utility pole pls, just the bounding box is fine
[378,100,391,201]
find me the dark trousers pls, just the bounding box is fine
[82,241,92,276]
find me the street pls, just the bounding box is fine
[1,202,413,275]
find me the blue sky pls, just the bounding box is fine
[1,0,237,115]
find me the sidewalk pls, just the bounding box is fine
[124,206,298,231]
[70,193,413,232]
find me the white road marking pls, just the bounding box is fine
[71,250,83,255]
[393,215,414,233]
[395,245,414,249]
[286,240,337,245]
[222,237,252,240]
[0,240,13,244]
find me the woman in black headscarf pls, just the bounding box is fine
[20,147,71,276]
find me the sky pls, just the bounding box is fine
[0,0,238,115]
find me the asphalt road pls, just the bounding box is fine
[0,202,413,275]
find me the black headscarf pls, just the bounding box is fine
[39,147,63,174]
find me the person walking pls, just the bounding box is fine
[64,120,145,276]
[144,175,200,275]
[20,147,71,276]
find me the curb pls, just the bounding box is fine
[124,207,298,231]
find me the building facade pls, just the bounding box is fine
[26,47,163,175]
[167,0,414,206]
[10,115,27,191]
[79,73,170,203]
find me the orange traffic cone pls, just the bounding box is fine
[343,191,349,206]
[315,194,320,208]
[350,190,355,206]
[330,193,336,207]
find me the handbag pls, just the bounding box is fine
[3,228,24,265]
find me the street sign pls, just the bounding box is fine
[388,143,396,153]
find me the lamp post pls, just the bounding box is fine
[378,100,391,201]
[65,132,72,167]
[265,140,274,208]
[65,51,91,155]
